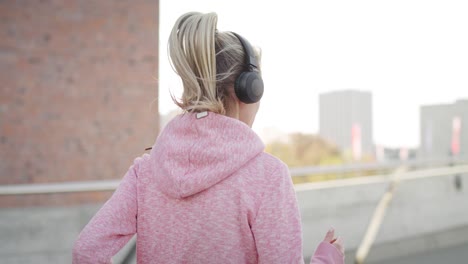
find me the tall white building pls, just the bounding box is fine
[319,90,373,159]
[420,99,467,159]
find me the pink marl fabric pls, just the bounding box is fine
[72,112,344,264]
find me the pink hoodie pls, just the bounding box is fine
[73,112,344,264]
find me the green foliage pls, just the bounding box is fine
[265,133,346,183]
[266,132,341,166]
[265,133,383,183]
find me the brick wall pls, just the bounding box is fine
[0,0,159,207]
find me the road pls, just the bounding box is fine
[377,242,468,264]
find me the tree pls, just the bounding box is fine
[265,133,344,183]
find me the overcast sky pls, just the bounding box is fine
[158,0,468,148]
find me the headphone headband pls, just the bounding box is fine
[230,32,259,70]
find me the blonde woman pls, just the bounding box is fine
[73,12,344,264]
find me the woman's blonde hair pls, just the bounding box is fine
[168,12,261,114]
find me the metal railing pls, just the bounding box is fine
[290,157,467,177]
[1,158,466,196]
[0,179,119,195]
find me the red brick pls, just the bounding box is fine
[0,0,160,207]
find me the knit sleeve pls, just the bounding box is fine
[250,162,305,263]
[72,157,141,264]
[310,242,345,264]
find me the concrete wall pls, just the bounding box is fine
[0,204,101,263]
[1,167,467,263]
[297,167,468,263]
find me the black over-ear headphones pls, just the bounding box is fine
[231,32,264,104]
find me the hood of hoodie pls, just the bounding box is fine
[150,112,265,199]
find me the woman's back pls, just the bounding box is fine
[138,112,302,263]
[73,112,303,263]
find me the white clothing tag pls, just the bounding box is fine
[196,111,208,119]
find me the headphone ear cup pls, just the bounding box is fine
[235,71,264,104]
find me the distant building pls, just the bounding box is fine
[319,90,373,160]
[380,147,418,161]
[420,99,467,159]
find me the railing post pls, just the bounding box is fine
[354,166,407,264]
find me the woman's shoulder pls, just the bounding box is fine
[252,152,291,182]
[129,153,152,178]
[259,152,289,171]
